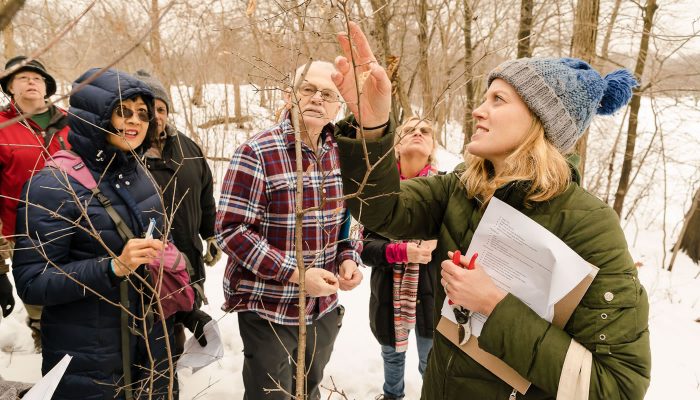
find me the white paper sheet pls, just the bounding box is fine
[176,320,224,373]
[442,197,595,337]
[22,354,72,400]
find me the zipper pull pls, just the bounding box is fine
[509,388,517,399]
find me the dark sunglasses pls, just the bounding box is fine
[113,106,150,122]
[402,124,433,135]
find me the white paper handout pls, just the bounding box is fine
[176,320,224,373]
[441,197,597,337]
[22,354,72,400]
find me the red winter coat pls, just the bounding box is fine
[0,102,69,238]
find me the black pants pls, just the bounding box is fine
[238,307,344,400]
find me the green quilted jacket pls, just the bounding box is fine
[335,118,651,400]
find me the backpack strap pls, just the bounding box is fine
[47,150,135,400]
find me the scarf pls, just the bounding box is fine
[393,163,436,352]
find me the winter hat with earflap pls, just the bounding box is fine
[487,57,637,152]
[134,69,173,113]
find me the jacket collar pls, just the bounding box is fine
[280,110,335,153]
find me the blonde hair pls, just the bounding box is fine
[395,116,437,166]
[459,114,571,207]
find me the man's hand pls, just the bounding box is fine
[0,273,15,317]
[338,259,362,291]
[333,21,391,135]
[406,242,433,264]
[203,236,222,267]
[303,268,339,297]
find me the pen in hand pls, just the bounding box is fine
[145,218,156,239]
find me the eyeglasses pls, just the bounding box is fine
[298,83,340,103]
[113,106,150,122]
[13,75,45,84]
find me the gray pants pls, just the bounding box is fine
[238,307,344,400]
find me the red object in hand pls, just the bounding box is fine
[448,251,461,305]
[448,251,478,305]
[467,252,478,270]
[452,250,461,266]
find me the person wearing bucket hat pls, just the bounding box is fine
[329,23,651,400]
[0,55,70,353]
[0,56,58,98]
[135,69,216,356]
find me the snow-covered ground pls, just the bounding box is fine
[1,84,699,399]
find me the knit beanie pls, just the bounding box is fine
[488,57,637,152]
[134,69,173,112]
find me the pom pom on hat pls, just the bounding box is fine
[597,69,638,115]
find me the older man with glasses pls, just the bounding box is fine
[216,61,364,399]
[0,56,70,352]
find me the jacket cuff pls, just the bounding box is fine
[105,258,123,287]
[277,254,298,283]
[385,242,408,264]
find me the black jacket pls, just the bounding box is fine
[13,68,175,400]
[362,229,437,347]
[145,126,215,303]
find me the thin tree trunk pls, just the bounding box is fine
[600,0,622,62]
[417,0,434,120]
[234,81,243,128]
[291,62,311,400]
[570,0,600,182]
[461,0,475,152]
[2,15,14,59]
[669,187,700,271]
[613,0,657,216]
[369,0,411,120]
[0,0,24,33]
[517,0,533,58]
[150,0,164,82]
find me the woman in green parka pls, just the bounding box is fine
[330,22,651,400]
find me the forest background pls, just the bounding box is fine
[1,0,700,398]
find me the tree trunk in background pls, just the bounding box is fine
[600,0,622,62]
[417,0,434,121]
[669,187,700,271]
[613,0,658,217]
[150,0,165,84]
[461,0,475,152]
[0,0,24,33]
[2,14,15,59]
[234,81,243,128]
[517,0,533,58]
[570,0,600,183]
[369,0,411,121]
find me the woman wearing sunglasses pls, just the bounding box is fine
[362,116,439,400]
[12,68,180,399]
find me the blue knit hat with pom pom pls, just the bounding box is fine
[488,57,637,152]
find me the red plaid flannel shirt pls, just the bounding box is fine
[216,115,361,325]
